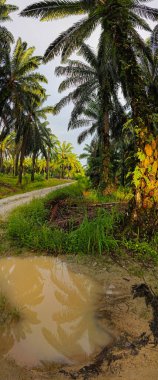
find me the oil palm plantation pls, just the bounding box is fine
[21,0,157,188]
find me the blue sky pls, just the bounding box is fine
[6,0,158,158]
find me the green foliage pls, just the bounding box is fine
[124,240,158,263]
[83,187,133,203]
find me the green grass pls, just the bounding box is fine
[83,187,133,203]
[5,182,158,263]
[7,184,120,255]
[0,173,71,199]
[123,238,158,263]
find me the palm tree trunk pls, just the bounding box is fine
[61,164,64,179]
[14,151,19,176]
[46,147,50,180]
[18,135,27,185]
[0,146,3,173]
[100,111,110,189]
[31,152,36,182]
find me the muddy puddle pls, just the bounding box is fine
[0,257,112,368]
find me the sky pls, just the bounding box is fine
[6,0,158,159]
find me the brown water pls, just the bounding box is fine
[0,257,112,368]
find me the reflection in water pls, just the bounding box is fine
[0,257,112,367]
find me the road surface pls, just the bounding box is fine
[0,182,73,219]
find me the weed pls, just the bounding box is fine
[124,240,158,263]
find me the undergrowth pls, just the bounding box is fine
[7,184,120,255]
[83,187,133,203]
[6,183,158,262]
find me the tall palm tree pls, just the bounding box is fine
[140,25,158,115]
[20,1,155,114]
[0,0,18,46]
[55,43,126,186]
[16,100,54,184]
[0,37,47,125]
[55,141,74,178]
[54,43,119,187]
[45,133,59,180]
[80,140,101,187]
[26,122,52,182]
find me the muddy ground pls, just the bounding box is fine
[0,253,158,380]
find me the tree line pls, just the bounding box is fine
[0,0,158,220]
[0,0,83,183]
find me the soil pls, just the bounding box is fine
[0,255,158,380]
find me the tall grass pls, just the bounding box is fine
[7,184,119,255]
[7,183,157,261]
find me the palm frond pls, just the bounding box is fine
[20,0,91,19]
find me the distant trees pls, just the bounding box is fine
[1,136,84,180]
[0,6,83,183]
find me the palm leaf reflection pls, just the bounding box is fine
[0,257,111,365]
[41,263,110,362]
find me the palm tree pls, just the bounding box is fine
[140,25,158,115]
[0,0,18,46]
[0,37,47,124]
[0,131,15,172]
[16,100,54,184]
[21,1,156,115]
[55,141,74,179]
[55,44,127,187]
[45,133,59,180]
[54,43,119,187]
[80,140,101,187]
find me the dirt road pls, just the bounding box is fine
[0,182,73,219]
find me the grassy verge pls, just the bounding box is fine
[83,187,133,203]
[0,173,71,199]
[6,183,158,262]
